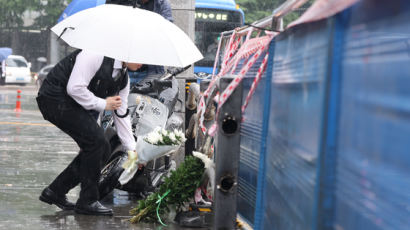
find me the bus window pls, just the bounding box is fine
[194,9,243,71]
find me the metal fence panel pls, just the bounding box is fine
[235,1,410,229]
[333,1,410,230]
[261,20,331,230]
[237,51,269,226]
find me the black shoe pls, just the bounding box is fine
[74,201,113,216]
[39,187,75,211]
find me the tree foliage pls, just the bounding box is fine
[236,0,314,26]
[0,0,36,28]
[0,0,71,29]
[32,0,72,29]
[236,0,284,24]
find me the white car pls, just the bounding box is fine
[2,55,32,85]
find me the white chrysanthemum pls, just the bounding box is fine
[180,134,186,143]
[193,151,214,169]
[147,132,160,144]
[174,129,183,138]
[161,129,168,136]
[173,129,186,143]
[178,130,185,138]
[179,129,185,137]
[169,132,177,142]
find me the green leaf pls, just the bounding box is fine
[130,156,205,224]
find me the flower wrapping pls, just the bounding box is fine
[119,128,186,185]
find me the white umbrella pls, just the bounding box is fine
[51,4,203,67]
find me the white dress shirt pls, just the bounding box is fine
[66,50,136,151]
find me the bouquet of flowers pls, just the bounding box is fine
[144,127,186,147]
[119,127,186,185]
[129,156,205,225]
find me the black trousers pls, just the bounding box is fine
[36,95,110,205]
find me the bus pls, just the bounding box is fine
[194,0,245,74]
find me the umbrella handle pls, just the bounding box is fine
[114,109,129,118]
[58,27,75,41]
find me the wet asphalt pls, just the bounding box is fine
[0,83,201,230]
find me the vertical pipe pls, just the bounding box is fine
[314,9,350,230]
[253,41,276,230]
[169,0,195,159]
[49,31,60,64]
[213,75,243,230]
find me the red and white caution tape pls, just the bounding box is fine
[198,31,241,134]
[198,32,274,136]
[241,53,270,114]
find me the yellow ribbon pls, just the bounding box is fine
[122,150,138,172]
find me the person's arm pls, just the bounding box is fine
[66,51,107,112]
[157,0,173,22]
[113,78,137,151]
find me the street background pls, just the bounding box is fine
[0,83,195,230]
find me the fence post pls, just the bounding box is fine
[213,75,243,230]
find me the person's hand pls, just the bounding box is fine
[125,63,143,71]
[105,96,122,110]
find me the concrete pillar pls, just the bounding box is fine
[169,0,195,80]
[170,0,196,161]
[169,0,195,39]
[49,31,60,64]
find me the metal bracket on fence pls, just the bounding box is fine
[213,75,243,230]
[271,17,284,32]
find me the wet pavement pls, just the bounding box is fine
[0,84,201,230]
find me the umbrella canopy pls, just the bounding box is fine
[58,0,105,22]
[52,4,203,67]
[0,47,12,62]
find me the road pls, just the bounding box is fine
[0,83,196,230]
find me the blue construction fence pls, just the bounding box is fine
[237,0,410,229]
